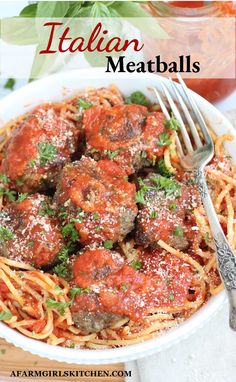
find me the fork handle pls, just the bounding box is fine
[196,169,236,330]
[229,290,236,330]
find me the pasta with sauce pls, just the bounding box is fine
[0,85,235,349]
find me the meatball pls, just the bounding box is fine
[0,194,64,267]
[71,308,123,334]
[1,104,82,192]
[135,173,200,250]
[84,105,168,175]
[71,248,125,332]
[54,157,138,245]
[71,247,194,328]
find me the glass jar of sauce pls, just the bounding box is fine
[145,1,236,103]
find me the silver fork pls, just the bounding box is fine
[152,75,236,330]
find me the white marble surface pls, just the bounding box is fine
[126,303,236,382]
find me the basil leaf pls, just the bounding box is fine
[114,2,169,39]
[66,3,82,17]
[36,1,69,18]
[0,17,38,45]
[4,78,15,91]
[90,3,112,18]
[19,4,37,17]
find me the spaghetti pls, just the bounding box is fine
[0,86,235,349]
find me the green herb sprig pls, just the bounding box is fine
[124,91,149,107]
[38,142,57,167]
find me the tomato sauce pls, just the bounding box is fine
[55,157,137,245]
[146,1,236,103]
[72,248,195,322]
[170,1,205,7]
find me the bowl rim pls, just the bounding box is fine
[0,68,234,364]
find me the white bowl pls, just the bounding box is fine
[0,68,235,364]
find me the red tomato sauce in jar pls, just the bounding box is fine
[169,1,205,8]
[146,1,236,103]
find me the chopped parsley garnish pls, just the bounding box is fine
[27,241,34,247]
[53,263,69,279]
[138,178,149,192]
[103,240,113,249]
[39,201,55,217]
[141,151,147,159]
[156,157,172,178]
[172,225,184,237]
[135,190,146,205]
[151,175,182,198]
[166,278,172,285]
[70,287,91,299]
[4,78,15,91]
[136,175,181,206]
[45,298,70,316]
[0,174,9,184]
[157,132,172,147]
[122,283,128,290]
[38,142,57,166]
[19,272,25,279]
[54,285,64,293]
[131,260,142,270]
[104,149,121,159]
[151,154,157,166]
[90,148,100,154]
[16,178,25,186]
[0,226,13,241]
[28,159,37,168]
[77,98,93,110]
[164,115,180,131]
[71,208,84,224]
[169,203,177,210]
[16,193,28,203]
[0,311,12,321]
[53,247,70,279]
[168,293,175,301]
[93,212,99,220]
[124,91,149,107]
[204,232,210,243]
[3,189,17,202]
[61,223,79,242]
[58,207,69,220]
[150,211,158,218]
[187,178,197,186]
[46,286,92,316]
[95,225,101,232]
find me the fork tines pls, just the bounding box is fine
[151,75,214,158]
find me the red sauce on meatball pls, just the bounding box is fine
[72,248,194,322]
[54,157,138,245]
[0,194,63,267]
[84,105,169,174]
[1,104,81,192]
